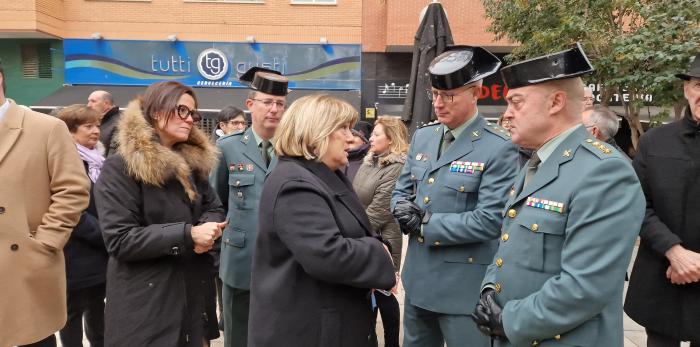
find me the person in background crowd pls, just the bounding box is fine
[582,105,629,159]
[583,86,594,110]
[248,94,396,347]
[55,104,109,347]
[210,67,289,347]
[391,45,518,347]
[87,90,120,157]
[624,53,700,347]
[212,105,247,141]
[473,43,645,347]
[343,129,371,181]
[0,64,90,347]
[352,115,408,347]
[95,81,226,346]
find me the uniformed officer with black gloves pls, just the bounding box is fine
[472,44,645,347]
[391,46,519,347]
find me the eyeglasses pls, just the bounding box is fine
[227,120,247,127]
[175,105,202,123]
[426,86,476,103]
[251,99,285,109]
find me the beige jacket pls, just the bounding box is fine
[0,100,90,345]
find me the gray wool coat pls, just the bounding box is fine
[352,151,406,272]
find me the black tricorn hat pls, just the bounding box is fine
[676,53,700,81]
[429,45,502,90]
[501,43,595,89]
[239,67,289,96]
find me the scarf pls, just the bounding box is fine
[76,143,105,183]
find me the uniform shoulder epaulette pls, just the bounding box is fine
[418,120,441,129]
[483,121,512,140]
[217,130,245,142]
[580,138,615,159]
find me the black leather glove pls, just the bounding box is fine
[392,199,424,235]
[470,289,507,340]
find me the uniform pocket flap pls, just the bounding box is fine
[225,229,246,248]
[443,177,479,193]
[410,166,427,181]
[516,208,566,235]
[443,243,497,265]
[228,174,255,187]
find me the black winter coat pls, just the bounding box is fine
[63,161,108,291]
[624,108,700,341]
[99,106,121,157]
[248,157,396,347]
[95,100,224,347]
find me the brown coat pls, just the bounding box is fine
[353,152,406,271]
[0,100,90,345]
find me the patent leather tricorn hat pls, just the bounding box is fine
[676,53,700,81]
[500,43,595,89]
[429,45,502,90]
[239,67,289,96]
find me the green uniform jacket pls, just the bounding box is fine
[210,128,276,290]
[483,126,645,347]
[391,115,519,315]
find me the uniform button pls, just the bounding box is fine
[531,224,539,232]
[235,180,241,186]
[532,340,539,346]
[554,335,561,340]
[423,196,430,204]
[586,139,593,143]
[224,238,230,245]
[468,257,474,263]
[428,177,435,184]
[0,206,5,214]
[434,241,441,246]
[10,244,18,251]
[501,233,509,242]
[411,175,416,180]
[495,258,503,267]
[417,236,424,243]
[494,283,502,293]
[507,209,517,218]
[458,186,465,192]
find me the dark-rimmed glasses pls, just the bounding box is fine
[175,104,202,123]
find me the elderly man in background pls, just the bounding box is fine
[583,86,595,110]
[582,105,627,158]
[87,90,120,156]
[0,64,90,346]
[624,53,700,347]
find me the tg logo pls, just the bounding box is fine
[197,48,229,81]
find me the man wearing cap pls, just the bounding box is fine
[210,67,288,347]
[391,46,519,347]
[624,53,700,347]
[471,44,645,346]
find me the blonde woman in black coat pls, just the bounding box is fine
[95,82,226,347]
[248,94,396,347]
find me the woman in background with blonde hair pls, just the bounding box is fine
[248,94,396,347]
[352,115,408,347]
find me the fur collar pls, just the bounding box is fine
[115,100,219,201]
[362,151,406,167]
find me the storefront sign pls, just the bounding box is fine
[64,39,361,89]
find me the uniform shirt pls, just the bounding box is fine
[250,127,274,159]
[0,99,10,124]
[534,125,580,166]
[443,108,479,140]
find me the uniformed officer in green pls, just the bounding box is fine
[391,46,519,347]
[472,44,646,347]
[210,67,288,347]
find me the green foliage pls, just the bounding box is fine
[483,0,699,108]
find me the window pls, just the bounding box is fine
[21,44,53,79]
[291,0,336,4]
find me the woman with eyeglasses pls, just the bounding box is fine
[95,81,227,347]
[213,105,247,141]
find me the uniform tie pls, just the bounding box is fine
[261,140,272,167]
[440,130,455,159]
[523,152,541,188]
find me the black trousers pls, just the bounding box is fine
[59,283,106,347]
[19,335,56,347]
[647,329,699,347]
[370,292,400,347]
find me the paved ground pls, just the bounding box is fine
[60,240,690,347]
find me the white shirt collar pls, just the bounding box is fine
[0,99,10,124]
